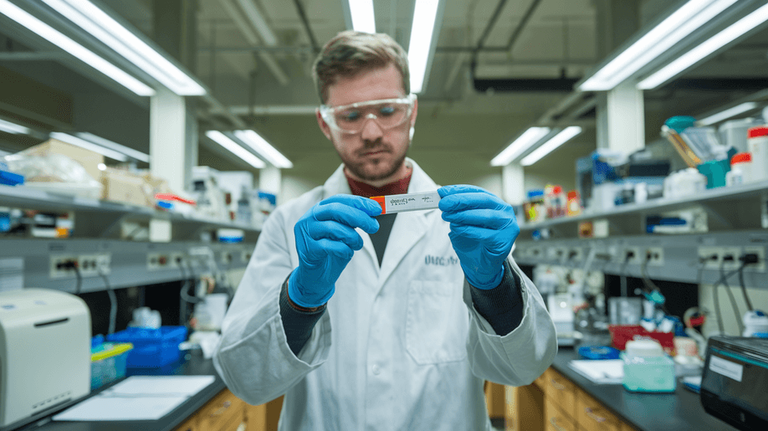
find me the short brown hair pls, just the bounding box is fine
[312,31,410,104]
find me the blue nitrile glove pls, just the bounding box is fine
[438,185,520,290]
[289,195,382,308]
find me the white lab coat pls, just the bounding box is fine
[214,158,557,431]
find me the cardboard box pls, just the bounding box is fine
[21,138,104,182]
[101,168,152,207]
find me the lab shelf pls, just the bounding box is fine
[513,230,768,289]
[518,179,768,239]
[0,183,260,242]
[0,238,255,293]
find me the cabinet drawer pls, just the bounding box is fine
[575,388,620,431]
[173,416,197,431]
[197,389,245,431]
[534,368,548,389]
[543,368,577,418]
[545,397,576,431]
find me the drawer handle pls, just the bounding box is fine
[550,379,566,391]
[585,407,607,423]
[211,400,232,416]
[549,417,567,431]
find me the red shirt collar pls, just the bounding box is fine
[345,167,412,198]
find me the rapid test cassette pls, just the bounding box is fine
[370,191,441,214]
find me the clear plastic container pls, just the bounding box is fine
[622,352,676,393]
[91,337,133,390]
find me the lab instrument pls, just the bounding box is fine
[701,336,768,430]
[369,191,440,214]
[0,289,91,429]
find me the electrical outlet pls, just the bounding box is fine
[644,247,664,266]
[78,253,111,276]
[50,255,79,279]
[698,246,721,270]
[240,250,252,263]
[147,253,170,270]
[567,248,583,262]
[721,247,741,271]
[169,252,184,269]
[742,246,765,272]
[624,247,641,265]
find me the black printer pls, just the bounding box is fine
[701,336,768,431]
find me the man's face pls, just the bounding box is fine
[316,64,417,183]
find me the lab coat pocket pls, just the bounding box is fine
[405,280,468,364]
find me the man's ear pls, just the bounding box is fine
[316,108,332,140]
[410,96,418,129]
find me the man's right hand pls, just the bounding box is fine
[289,194,382,308]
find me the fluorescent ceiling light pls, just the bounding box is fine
[206,131,266,169]
[408,0,440,93]
[50,132,129,162]
[520,126,582,167]
[234,130,293,169]
[580,0,736,91]
[639,3,768,90]
[348,0,375,33]
[698,102,759,126]
[42,0,204,96]
[0,118,31,135]
[0,0,154,96]
[490,127,551,166]
[76,132,149,163]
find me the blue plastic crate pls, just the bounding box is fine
[106,326,187,368]
[0,170,24,186]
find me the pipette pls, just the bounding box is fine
[369,191,441,214]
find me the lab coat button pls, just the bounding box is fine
[372,364,381,375]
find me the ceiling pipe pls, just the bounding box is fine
[470,0,548,92]
[219,0,289,85]
[293,0,320,54]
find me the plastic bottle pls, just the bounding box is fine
[545,185,566,218]
[747,127,768,182]
[523,190,545,222]
[726,152,752,186]
[664,168,707,198]
[566,190,581,216]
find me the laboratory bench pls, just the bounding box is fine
[500,347,738,431]
[25,354,281,431]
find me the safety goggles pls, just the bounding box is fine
[319,94,416,134]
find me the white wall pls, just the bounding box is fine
[699,284,768,337]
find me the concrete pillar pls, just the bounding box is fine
[150,88,189,192]
[259,166,282,201]
[593,0,644,154]
[502,163,525,206]
[149,0,199,193]
[596,82,645,154]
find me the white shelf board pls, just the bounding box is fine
[519,179,768,231]
[0,184,259,233]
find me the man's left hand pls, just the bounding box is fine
[438,185,520,290]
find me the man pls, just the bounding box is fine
[214,31,556,431]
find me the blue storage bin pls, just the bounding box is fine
[106,326,187,368]
[0,170,24,186]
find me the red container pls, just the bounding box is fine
[608,324,675,355]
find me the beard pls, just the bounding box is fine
[336,139,408,182]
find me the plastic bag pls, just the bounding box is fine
[2,153,103,198]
